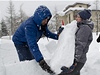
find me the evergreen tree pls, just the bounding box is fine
[1,19,8,36]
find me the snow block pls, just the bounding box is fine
[6,60,50,75]
[50,20,78,74]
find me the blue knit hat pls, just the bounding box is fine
[78,9,91,20]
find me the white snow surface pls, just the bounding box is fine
[50,20,78,74]
[0,20,100,75]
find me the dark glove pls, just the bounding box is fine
[60,65,76,74]
[59,60,84,75]
[60,59,78,73]
[57,26,64,35]
[97,34,100,43]
[61,66,69,73]
[39,59,55,74]
[69,59,78,72]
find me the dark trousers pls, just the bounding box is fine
[14,44,34,61]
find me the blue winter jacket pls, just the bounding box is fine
[12,5,58,62]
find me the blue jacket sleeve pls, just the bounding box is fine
[25,24,43,62]
[45,26,59,40]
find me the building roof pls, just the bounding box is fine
[64,7,85,14]
[63,2,91,12]
[57,2,100,16]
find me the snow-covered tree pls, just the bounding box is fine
[5,0,28,39]
[48,6,61,32]
[18,4,28,24]
[1,19,8,36]
[14,4,28,32]
[52,7,61,31]
[5,0,17,39]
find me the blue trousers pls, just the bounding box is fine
[14,44,34,61]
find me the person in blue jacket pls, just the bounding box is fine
[12,5,63,74]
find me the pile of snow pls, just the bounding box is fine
[0,20,100,75]
[81,34,100,75]
[5,60,50,75]
[0,38,50,75]
[1,36,12,40]
[0,39,19,65]
[50,20,78,74]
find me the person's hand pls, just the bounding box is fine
[61,66,69,73]
[39,59,55,74]
[59,59,78,75]
[57,26,64,35]
[58,66,71,75]
[59,65,76,75]
[60,65,76,74]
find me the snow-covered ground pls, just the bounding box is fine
[0,21,100,75]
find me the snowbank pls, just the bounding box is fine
[0,21,100,75]
[0,55,6,75]
[5,60,50,75]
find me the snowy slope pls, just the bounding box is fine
[0,20,100,75]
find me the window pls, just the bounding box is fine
[79,6,82,7]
